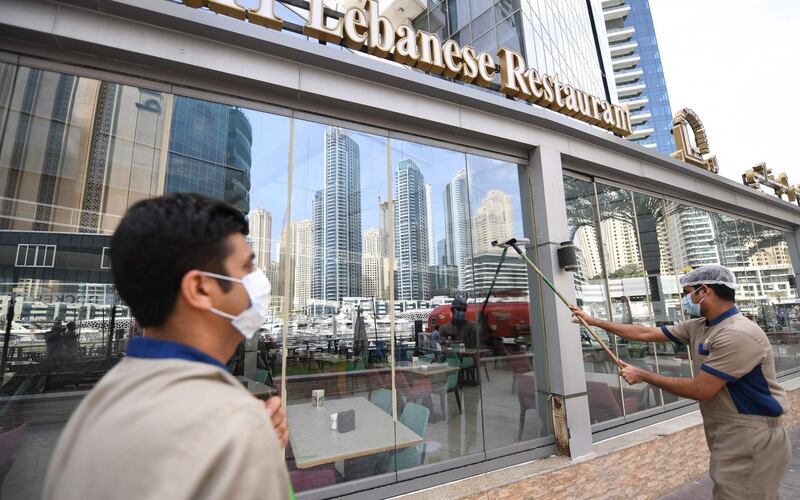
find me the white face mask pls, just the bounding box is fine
[201,270,271,339]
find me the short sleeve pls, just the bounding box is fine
[660,321,693,346]
[700,330,765,382]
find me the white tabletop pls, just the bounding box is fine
[287,397,423,469]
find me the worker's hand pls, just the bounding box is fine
[264,396,289,448]
[619,361,646,385]
[569,305,599,327]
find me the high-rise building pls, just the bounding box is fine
[443,169,472,290]
[601,218,640,275]
[425,183,436,266]
[577,226,604,280]
[166,97,253,213]
[602,0,675,153]
[471,189,514,255]
[407,0,611,101]
[394,159,429,300]
[280,219,313,311]
[248,208,272,273]
[363,227,386,299]
[669,207,720,271]
[0,70,168,234]
[465,189,528,295]
[312,127,362,302]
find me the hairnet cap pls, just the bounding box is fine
[679,265,737,289]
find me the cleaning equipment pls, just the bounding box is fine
[491,238,624,369]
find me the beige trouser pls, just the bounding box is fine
[704,413,792,500]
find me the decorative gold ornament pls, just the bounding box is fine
[742,163,798,205]
[670,108,718,173]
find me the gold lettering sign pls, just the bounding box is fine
[743,162,799,204]
[181,0,632,137]
[671,108,719,173]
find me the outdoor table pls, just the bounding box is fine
[400,364,459,378]
[287,397,423,470]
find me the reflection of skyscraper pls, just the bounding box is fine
[248,208,272,272]
[363,227,386,299]
[443,169,472,289]
[471,190,513,255]
[165,97,252,213]
[425,184,436,266]
[395,159,429,300]
[312,128,362,302]
[465,190,527,295]
[280,219,313,311]
[577,226,603,280]
[0,70,167,233]
[601,218,639,274]
[669,207,720,270]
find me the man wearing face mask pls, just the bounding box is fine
[439,294,478,349]
[570,264,790,500]
[43,193,290,500]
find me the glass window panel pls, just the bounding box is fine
[595,183,661,415]
[0,62,293,498]
[466,154,551,449]
[563,175,621,424]
[469,0,493,18]
[391,137,484,468]
[471,9,494,40]
[751,223,796,372]
[633,192,691,405]
[495,14,524,55]
[448,0,470,33]
[285,119,393,487]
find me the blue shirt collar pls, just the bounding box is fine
[706,306,739,327]
[126,336,226,370]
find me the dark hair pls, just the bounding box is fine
[707,283,735,302]
[111,193,248,327]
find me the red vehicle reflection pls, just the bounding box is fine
[428,301,531,348]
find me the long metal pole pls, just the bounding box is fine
[508,242,624,369]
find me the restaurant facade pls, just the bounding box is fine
[1,1,800,498]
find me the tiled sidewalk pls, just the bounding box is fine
[660,426,800,499]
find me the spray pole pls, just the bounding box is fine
[492,238,624,369]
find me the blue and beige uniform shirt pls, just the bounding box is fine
[661,307,788,419]
[43,337,290,500]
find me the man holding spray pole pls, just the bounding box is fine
[570,265,790,499]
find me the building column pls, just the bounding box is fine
[528,146,594,458]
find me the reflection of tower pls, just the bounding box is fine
[0,69,167,233]
[669,207,719,270]
[443,169,472,289]
[425,184,436,266]
[466,190,527,294]
[248,208,272,272]
[311,128,362,301]
[577,226,603,280]
[601,218,639,274]
[471,190,513,255]
[363,228,386,299]
[280,219,313,311]
[165,97,252,213]
[394,159,429,300]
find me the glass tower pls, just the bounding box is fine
[603,0,676,153]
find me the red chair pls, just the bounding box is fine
[517,373,536,440]
[586,381,640,423]
[290,469,336,492]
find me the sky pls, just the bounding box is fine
[649,0,800,186]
